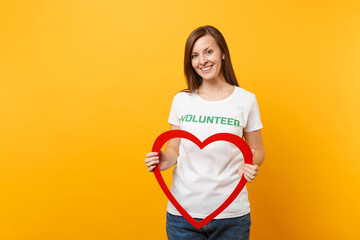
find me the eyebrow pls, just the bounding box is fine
[191,46,213,54]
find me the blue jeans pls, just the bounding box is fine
[166,212,251,240]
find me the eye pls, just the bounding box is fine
[191,54,197,59]
[206,49,213,54]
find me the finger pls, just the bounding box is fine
[144,156,159,163]
[145,152,159,158]
[244,164,259,171]
[241,173,253,182]
[238,163,244,175]
[239,164,256,182]
[243,171,256,182]
[243,174,253,183]
[238,168,243,176]
[242,166,258,177]
[146,160,159,167]
[148,165,157,172]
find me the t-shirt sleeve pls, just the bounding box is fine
[168,94,180,126]
[244,94,263,132]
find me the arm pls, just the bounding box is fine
[145,124,181,172]
[243,129,265,166]
[239,129,265,182]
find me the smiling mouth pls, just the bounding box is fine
[200,65,213,72]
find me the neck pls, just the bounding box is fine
[198,76,231,94]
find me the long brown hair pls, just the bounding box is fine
[184,25,239,93]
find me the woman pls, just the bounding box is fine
[145,25,265,240]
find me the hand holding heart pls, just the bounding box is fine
[144,151,161,172]
[238,149,259,183]
[145,150,178,173]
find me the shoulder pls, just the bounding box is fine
[233,86,257,103]
[172,90,196,102]
[169,91,196,114]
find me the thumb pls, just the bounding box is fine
[251,149,255,157]
[238,163,244,174]
[238,167,243,176]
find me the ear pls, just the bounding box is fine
[222,54,225,60]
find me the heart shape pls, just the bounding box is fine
[152,130,252,229]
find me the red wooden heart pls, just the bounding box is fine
[152,130,252,229]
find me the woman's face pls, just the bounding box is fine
[191,34,225,82]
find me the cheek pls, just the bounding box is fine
[211,54,222,63]
[214,57,223,69]
[191,59,197,70]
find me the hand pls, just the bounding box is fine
[144,152,160,172]
[238,149,260,182]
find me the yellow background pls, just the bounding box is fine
[1,0,360,239]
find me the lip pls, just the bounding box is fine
[200,65,213,73]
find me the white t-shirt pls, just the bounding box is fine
[167,86,263,219]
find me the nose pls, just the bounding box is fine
[199,54,207,65]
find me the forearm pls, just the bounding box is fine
[252,148,265,167]
[243,129,264,167]
[158,147,178,171]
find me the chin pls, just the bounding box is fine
[200,73,218,81]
